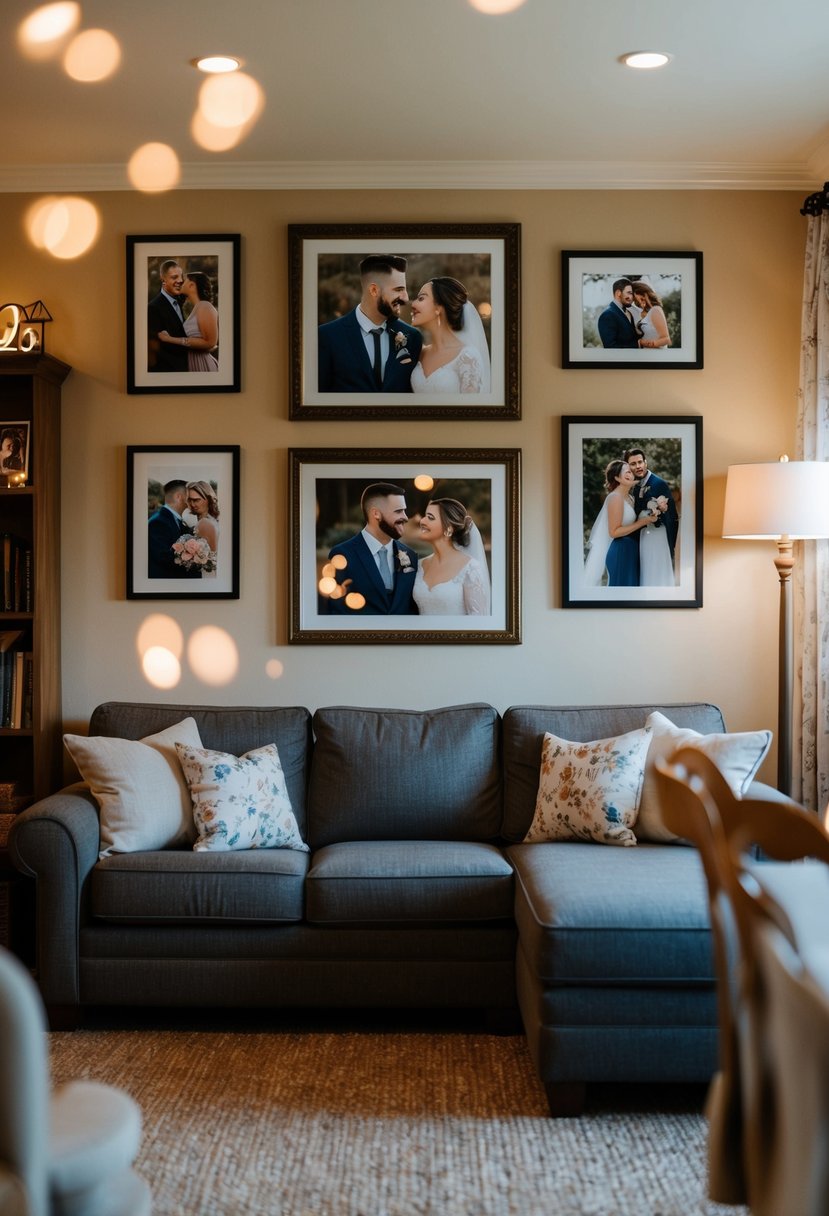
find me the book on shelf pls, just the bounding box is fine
[0,638,30,729]
[2,534,32,614]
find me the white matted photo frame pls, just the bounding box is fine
[562,416,702,608]
[289,448,521,643]
[288,223,521,420]
[127,445,240,599]
[561,251,703,369]
[126,234,240,394]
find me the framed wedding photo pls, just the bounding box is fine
[126,445,240,600]
[0,421,30,485]
[289,447,521,643]
[126,234,241,394]
[562,416,702,609]
[288,223,521,420]
[561,251,703,369]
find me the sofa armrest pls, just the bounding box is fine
[8,785,100,1008]
[744,780,807,810]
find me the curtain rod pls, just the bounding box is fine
[801,182,829,216]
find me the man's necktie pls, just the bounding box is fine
[376,546,393,590]
[370,327,384,389]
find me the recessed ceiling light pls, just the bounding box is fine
[194,55,241,74]
[622,51,672,70]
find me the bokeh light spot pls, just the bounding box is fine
[265,659,285,680]
[198,71,264,129]
[18,2,80,57]
[190,109,246,152]
[414,475,435,492]
[142,646,181,690]
[63,28,121,81]
[26,196,100,258]
[188,626,239,686]
[136,614,184,661]
[127,143,181,192]
[331,554,347,570]
[345,592,366,611]
[318,576,337,596]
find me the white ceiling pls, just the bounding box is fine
[4,0,829,192]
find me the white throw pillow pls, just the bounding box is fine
[523,726,652,847]
[64,717,203,858]
[636,710,773,843]
[175,741,309,853]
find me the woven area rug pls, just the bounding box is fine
[49,1023,747,1216]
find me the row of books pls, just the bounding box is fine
[2,533,33,613]
[0,633,32,729]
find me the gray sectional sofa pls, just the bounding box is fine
[9,699,775,1115]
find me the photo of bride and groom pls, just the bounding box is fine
[147,257,220,374]
[147,477,220,581]
[582,444,679,589]
[316,479,492,617]
[316,253,491,397]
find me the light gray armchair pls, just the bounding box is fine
[0,946,151,1216]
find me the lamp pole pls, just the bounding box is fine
[774,536,795,797]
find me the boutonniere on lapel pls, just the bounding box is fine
[397,549,414,573]
[393,330,412,365]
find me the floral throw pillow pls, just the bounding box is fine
[175,742,309,853]
[523,726,653,847]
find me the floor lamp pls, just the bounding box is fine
[722,456,829,797]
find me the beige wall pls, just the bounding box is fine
[0,188,804,782]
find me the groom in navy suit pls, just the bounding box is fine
[318,255,422,393]
[597,278,640,349]
[326,483,419,615]
[147,260,188,372]
[147,480,201,579]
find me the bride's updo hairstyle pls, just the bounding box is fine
[187,479,220,518]
[187,271,214,304]
[604,459,627,492]
[431,498,473,546]
[430,277,468,331]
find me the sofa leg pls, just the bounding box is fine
[544,1081,586,1117]
[46,1005,83,1031]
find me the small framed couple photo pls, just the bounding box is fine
[562,416,703,609]
[126,445,240,600]
[288,447,521,644]
[126,234,241,394]
[561,251,703,370]
[0,421,30,486]
[287,223,521,420]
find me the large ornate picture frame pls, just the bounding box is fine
[562,416,702,608]
[288,223,521,420]
[289,448,521,643]
[561,251,703,369]
[126,234,241,394]
[126,445,240,599]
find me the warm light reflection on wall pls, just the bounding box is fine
[63,28,121,81]
[197,71,264,130]
[25,196,100,258]
[188,626,239,686]
[141,646,181,690]
[18,2,80,58]
[137,614,184,661]
[127,143,181,192]
[265,659,285,680]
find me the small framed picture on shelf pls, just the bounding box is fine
[561,415,703,609]
[288,223,521,420]
[289,447,521,644]
[561,251,703,369]
[126,234,241,394]
[0,422,30,487]
[126,446,240,599]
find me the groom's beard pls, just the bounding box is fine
[378,519,403,541]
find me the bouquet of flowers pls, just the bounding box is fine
[171,533,216,573]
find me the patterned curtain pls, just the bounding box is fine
[794,213,829,809]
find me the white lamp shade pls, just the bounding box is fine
[722,460,829,539]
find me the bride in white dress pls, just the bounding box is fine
[631,281,671,349]
[185,480,220,577]
[409,277,491,394]
[412,498,491,616]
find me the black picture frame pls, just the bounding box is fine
[562,416,703,608]
[561,251,703,369]
[126,234,241,394]
[126,445,240,599]
[289,447,521,642]
[288,223,521,420]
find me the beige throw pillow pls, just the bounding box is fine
[523,726,652,847]
[64,717,203,858]
[636,710,773,843]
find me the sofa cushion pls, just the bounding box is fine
[63,717,203,858]
[305,841,514,924]
[507,841,713,983]
[87,703,312,834]
[636,711,773,843]
[523,727,651,847]
[91,849,309,924]
[176,742,308,853]
[501,703,726,842]
[307,704,501,848]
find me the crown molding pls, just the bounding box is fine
[0,158,818,193]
